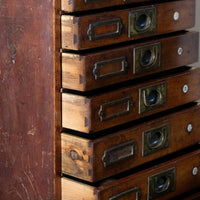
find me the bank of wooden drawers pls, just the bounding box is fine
[62,103,200,182]
[62,67,200,133]
[62,149,200,200]
[62,0,195,50]
[60,0,200,199]
[62,31,199,91]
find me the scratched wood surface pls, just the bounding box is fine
[0,0,61,200]
[62,149,200,200]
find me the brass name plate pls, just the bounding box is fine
[99,96,133,121]
[93,57,128,80]
[102,140,135,167]
[143,124,170,156]
[87,18,123,41]
[148,168,175,200]
[139,82,166,114]
[129,7,156,37]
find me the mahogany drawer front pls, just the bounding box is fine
[61,0,195,50]
[62,31,199,91]
[62,67,200,133]
[62,149,200,200]
[62,104,200,182]
[62,0,153,12]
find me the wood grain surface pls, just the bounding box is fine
[62,67,200,133]
[0,0,61,199]
[62,0,154,12]
[62,31,199,91]
[61,104,200,182]
[62,149,200,200]
[62,0,195,50]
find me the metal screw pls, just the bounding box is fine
[183,84,189,94]
[174,11,180,21]
[187,124,193,133]
[177,47,183,55]
[192,167,198,176]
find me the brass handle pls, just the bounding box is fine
[140,49,156,67]
[148,131,165,149]
[87,18,123,41]
[134,43,161,74]
[135,13,152,32]
[102,140,135,167]
[98,97,133,121]
[143,124,169,157]
[139,82,166,114]
[109,187,141,200]
[148,168,175,199]
[155,176,170,193]
[143,89,161,107]
[129,7,156,37]
[93,57,128,80]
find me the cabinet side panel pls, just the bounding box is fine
[0,0,61,199]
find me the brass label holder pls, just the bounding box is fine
[93,56,128,80]
[102,140,135,167]
[87,18,123,41]
[99,96,133,121]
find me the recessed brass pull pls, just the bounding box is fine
[99,97,133,121]
[129,7,156,37]
[143,124,170,156]
[148,168,175,199]
[93,57,128,80]
[109,187,141,200]
[102,140,135,167]
[87,18,123,41]
[134,43,161,74]
[139,82,166,114]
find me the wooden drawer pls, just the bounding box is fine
[62,31,199,91]
[62,103,200,182]
[61,0,195,50]
[62,67,200,133]
[62,148,200,200]
[62,0,153,13]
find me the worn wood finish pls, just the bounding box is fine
[62,149,200,200]
[0,1,61,199]
[62,0,154,12]
[62,67,200,133]
[62,0,195,50]
[62,31,199,91]
[61,104,200,182]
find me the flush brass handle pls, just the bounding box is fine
[134,43,161,74]
[139,82,166,114]
[129,7,156,37]
[148,168,175,199]
[143,124,169,157]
